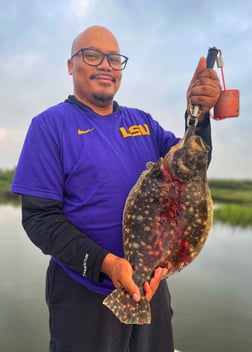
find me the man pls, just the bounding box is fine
[11,25,221,351]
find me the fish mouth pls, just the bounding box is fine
[182,125,209,152]
[163,125,209,180]
[165,125,209,161]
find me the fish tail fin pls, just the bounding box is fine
[103,287,151,325]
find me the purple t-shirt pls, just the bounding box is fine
[12,101,179,295]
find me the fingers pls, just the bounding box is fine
[187,59,222,117]
[144,267,168,302]
[190,77,220,101]
[115,261,141,302]
[101,253,141,302]
[102,254,168,303]
[120,277,141,302]
[189,57,206,85]
[190,75,221,113]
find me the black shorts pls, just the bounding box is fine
[46,260,174,352]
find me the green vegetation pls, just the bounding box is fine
[209,179,252,204]
[213,204,252,227]
[0,168,20,205]
[1,168,252,226]
[209,179,252,228]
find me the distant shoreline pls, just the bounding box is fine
[1,168,252,227]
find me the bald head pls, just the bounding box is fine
[71,25,120,56]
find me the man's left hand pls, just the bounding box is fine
[143,267,168,302]
[187,57,222,120]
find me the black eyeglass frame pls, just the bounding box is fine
[71,48,129,71]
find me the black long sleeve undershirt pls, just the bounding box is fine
[21,109,212,282]
[22,195,108,283]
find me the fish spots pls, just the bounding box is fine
[104,126,213,324]
[103,287,151,325]
[132,242,140,249]
[136,215,144,222]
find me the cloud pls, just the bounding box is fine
[0,128,7,141]
[0,0,251,178]
[0,50,71,129]
[65,0,96,19]
[0,128,26,169]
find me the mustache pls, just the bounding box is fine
[90,73,116,83]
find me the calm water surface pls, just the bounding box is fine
[1,205,252,352]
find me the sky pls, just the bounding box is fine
[0,0,251,179]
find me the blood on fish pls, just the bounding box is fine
[103,125,213,325]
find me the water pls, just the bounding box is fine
[1,205,252,352]
[0,205,49,352]
[169,223,252,352]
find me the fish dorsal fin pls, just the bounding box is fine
[146,161,155,169]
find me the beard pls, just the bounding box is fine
[90,73,119,104]
[92,91,114,103]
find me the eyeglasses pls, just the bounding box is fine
[71,48,128,71]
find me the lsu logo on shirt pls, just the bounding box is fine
[119,124,150,138]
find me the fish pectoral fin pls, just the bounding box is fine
[103,287,151,325]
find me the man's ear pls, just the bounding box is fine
[67,59,73,75]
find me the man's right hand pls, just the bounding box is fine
[101,253,141,302]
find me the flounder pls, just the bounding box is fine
[103,124,213,324]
